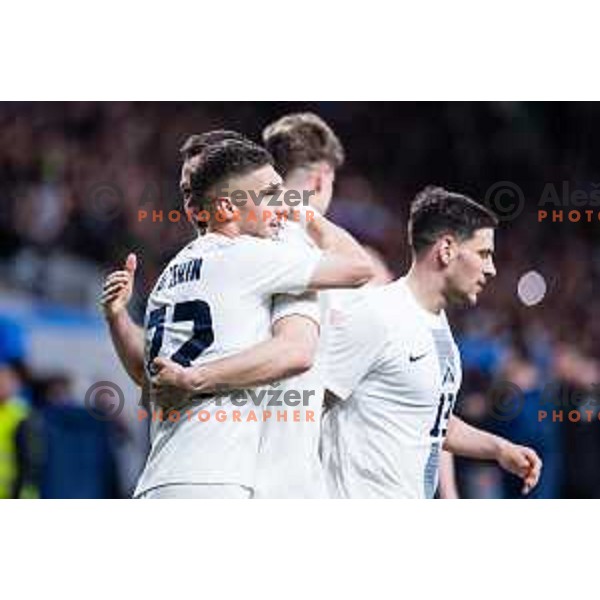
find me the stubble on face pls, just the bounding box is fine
[449,228,496,307]
[225,165,284,239]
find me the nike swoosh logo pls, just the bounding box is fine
[409,352,429,362]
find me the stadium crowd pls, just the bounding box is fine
[0,102,598,498]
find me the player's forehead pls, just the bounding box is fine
[180,160,193,187]
[228,164,282,192]
[179,171,187,188]
[461,227,495,252]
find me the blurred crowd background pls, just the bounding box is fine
[0,101,598,498]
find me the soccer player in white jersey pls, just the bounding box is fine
[103,117,350,498]
[170,114,347,497]
[249,113,344,497]
[172,118,344,498]
[320,186,543,499]
[103,137,374,499]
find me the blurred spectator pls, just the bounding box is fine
[554,344,600,498]
[455,370,505,498]
[0,316,26,366]
[32,375,122,499]
[0,362,32,498]
[496,347,562,499]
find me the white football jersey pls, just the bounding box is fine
[320,278,462,499]
[254,220,327,498]
[134,232,321,497]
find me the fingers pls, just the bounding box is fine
[520,447,543,495]
[500,444,530,479]
[523,448,538,469]
[104,271,132,286]
[513,450,530,475]
[150,358,168,381]
[102,279,129,295]
[102,254,137,282]
[151,371,170,387]
[100,269,132,308]
[99,254,136,313]
[125,253,138,274]
[150,357,178,386]
[100,290,125,307]
[152,357,174,371]
[519,446,542,494]
[100,281,128,304]
[522,471,537,495]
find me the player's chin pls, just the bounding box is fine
[465,291,480,306]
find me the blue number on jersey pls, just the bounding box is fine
[147,300,214,372]
[429,392,455,438]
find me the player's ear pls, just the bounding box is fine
[438,235,456,267]
[213,197,239,223]
[214,197,234,213]
[184,203,208,228]
[308,166,323,194]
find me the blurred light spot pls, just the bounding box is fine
[517,270,547,306]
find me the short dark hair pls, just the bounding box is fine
[179,130,248,161]
[262,112,345,176]
[408,186,498,254]
[180,131,251,210]
[187,138,273,217]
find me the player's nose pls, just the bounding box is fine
[484,259,497,279]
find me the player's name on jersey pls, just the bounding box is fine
[155,258,203,292]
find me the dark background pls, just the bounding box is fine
[0,101,598,498]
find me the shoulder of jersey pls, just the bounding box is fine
[278,222,314,247]
[189,233,260,256]
[234,232,315,255]
[357,283,406,328]
[335,285,387,330]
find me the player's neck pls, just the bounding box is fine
[208,221,241,239]
[284,173,326,215]
[309,194,328,215]
[405,264,447,315]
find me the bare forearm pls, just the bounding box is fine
[303,212,374,289]
[188,338,309,392]
[106,312,145,386]
[151,315,318,395]
[443,415,505,461]
[443,415,543,494]
[438,450,460,499]
[307,212,371,263]
[183,316,317,392]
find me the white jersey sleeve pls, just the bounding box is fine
[322,296,388,400]
[271,291,321,327]
[270,220,321,326]
[236,236,322,297]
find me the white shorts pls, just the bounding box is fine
[137,484,253,499]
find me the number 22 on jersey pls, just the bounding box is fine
[146,300,214,371]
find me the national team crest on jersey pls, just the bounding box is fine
[432,329,458,388]
[441,363,456,386]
